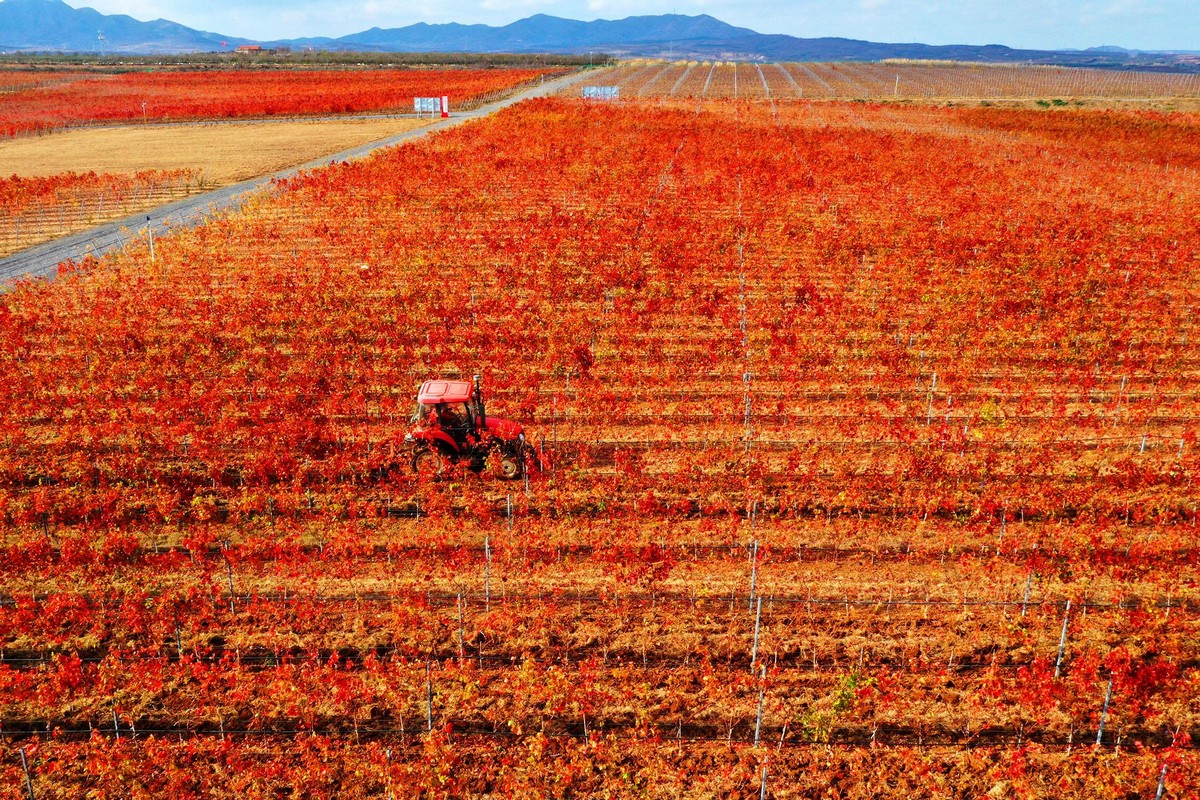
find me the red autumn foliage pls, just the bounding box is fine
[1,94,1197,796]
[0,67,568,138]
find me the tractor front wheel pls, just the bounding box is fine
[498,445,524,481]
[412,447,449,479]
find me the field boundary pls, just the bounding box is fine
[0,67,602,286]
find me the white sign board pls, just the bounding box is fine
[582,86,620,100]
[414,97,441,114]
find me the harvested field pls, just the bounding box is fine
[0,118,431,257]
[0,117,432,183]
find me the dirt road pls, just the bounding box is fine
[0,68,599,286]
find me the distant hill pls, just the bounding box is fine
[2,0,1197,72]
[323,14,759,53]
[306,14,1196,70]
[0,0,245,53]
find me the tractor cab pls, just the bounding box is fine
[411,380,479,448]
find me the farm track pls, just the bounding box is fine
[3,595,1195,673]
[1,469,1192,532]
[5,430,1193,466]
[1,467,1191,522]
[4,644,1197,675]
[5,541,1197,570]
[0,68,601,285]
[1,717,1190,750]
[5,588,1192,613]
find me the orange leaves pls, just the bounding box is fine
[0,68,567,137]
[2,91,1200,795]
[2,95,1200,525]
[0,169,197,215]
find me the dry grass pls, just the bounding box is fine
[0,117,433,184]
[0,117,434,258]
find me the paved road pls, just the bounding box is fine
[0,69,599,285]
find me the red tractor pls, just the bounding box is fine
[404,375,536,479]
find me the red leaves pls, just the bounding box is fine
[572,345,595,379]
[0,170,199,216]
[1,89,1199,794]
[40,653,86,702]
[0,68,567,138]
[97,532,140,565]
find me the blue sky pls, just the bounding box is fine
[73,0,1198,51]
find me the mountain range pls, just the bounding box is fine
[1,0,1197,70]
[0,0,241,52]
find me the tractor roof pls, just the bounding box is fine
[417,380,474,405]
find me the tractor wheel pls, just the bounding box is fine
[498,446,524,481]
[412,448,448,479]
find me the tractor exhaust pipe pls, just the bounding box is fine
[473,374,486,426]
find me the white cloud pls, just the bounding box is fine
[479,0,549,10]
[1101,0,1146,13]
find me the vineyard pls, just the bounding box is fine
[573,61,1200,102]
[0,69,94,93]
[0,67,567,138]
[1,93,1199,796]
[0,170,205,258]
